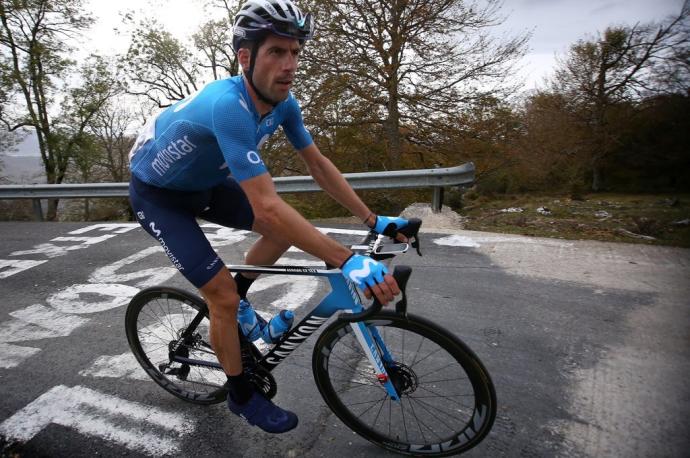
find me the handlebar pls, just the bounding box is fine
[336,217,421,322]
[338,265,412,323]
[355,217,423,260]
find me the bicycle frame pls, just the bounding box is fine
[169,263,402,401]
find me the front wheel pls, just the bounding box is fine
[312,311,496,456]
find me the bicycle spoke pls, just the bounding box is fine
[408,346,444,370]
[400,393,410,444]
[342,396,390,409]
[408,333,426,368]
[371,395,387,431]
[416,374,469,384]
[416,382,474,400]
[331,378,379,389]
[355,392,388,419]
[404,396,430,444]
[408,395,470,425]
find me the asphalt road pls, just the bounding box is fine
[0,221,688,457]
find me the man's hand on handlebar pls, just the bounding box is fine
[366,214,409,243]
[340,254,401,305]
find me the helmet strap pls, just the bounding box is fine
[245,41,279,108]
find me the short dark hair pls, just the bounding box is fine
[237,37,266,54]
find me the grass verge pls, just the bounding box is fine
[460,193,690,248]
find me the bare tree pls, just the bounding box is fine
[550,6,689,191]
[89,97,136,183]
[124,1,244,107]
[125,19,201,107]
[193,18,239,79]
[650,2,690,94]
[297,0,529,167]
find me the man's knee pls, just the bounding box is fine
[201,268,240,319]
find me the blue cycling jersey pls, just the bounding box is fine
[129,75,313,191]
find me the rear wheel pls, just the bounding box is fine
[312,311,496,456]
[125,287,227,404]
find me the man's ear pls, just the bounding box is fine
[238,47,251,72]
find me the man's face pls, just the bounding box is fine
[244,34,301,105]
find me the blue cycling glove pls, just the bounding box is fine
[370,215,409,238]
[340,254,388,290]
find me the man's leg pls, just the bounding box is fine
[237,236,290,288]
[130,177,297,432]
[198,267,243,376]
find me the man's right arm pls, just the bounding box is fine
[239,173,399,304]
[241,173,351,267]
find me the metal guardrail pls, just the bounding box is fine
[0,162,475,220]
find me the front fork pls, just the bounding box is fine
[350,320,400,401]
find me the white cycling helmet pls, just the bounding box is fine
[232,0,314,53]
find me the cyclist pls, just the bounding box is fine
[128,0,409,434]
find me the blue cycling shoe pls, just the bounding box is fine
[227,391,298,434]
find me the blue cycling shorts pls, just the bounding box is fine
[129,175,254,288]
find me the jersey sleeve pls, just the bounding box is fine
[212,92,268,182]
[281,94,314,150]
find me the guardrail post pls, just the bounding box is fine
[432,187,444,213]
[32,199,44,221]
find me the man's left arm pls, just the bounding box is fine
[298,143,375,226]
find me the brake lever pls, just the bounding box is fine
[399,218,423,256]
[410,234,422,256]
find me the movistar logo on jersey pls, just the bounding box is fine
[246,151,264,166]
[151,136,198,177]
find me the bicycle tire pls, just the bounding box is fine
[312,311,496,456]
[125,287,227,405]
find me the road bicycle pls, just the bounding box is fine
[125,219,496,456]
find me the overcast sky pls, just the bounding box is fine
[495,0,686,89]
[82,0,686,90]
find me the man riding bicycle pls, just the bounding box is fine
[128,0,409,434]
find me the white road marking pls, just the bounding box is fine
[0,305,90,369]
[199,224,250,247]
[317,227,368,236]
[79,353,149,381]
[433,235,481,248]
[88,246,177,288]
[9,224,138,259]
[47,283,141,314]
[68,223,139,234]
[3,224,139,278]
[0,259,48,279]
[433,233,575,248]
[0,343,41,369]
[9,236,117,258]
[0,385,195,456]
[250,258,324,312]
[0,238,177,368]
[9,304,90,332]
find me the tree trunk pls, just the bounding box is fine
[46,198,59,221]
[385,96,402,167]
[591,163,602,192]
